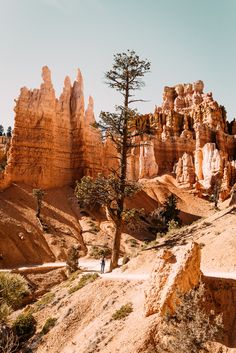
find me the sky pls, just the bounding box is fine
[0,0,236,130]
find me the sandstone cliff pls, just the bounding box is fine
[1,71,236,202]
[1,67,104,189]
[130,80,236,199]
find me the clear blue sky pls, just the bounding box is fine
[0,0,236,129]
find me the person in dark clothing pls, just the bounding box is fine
[101,256,105,274]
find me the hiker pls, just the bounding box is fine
[101,256,105,274]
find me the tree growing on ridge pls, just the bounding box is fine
[160,193,180,225]
[75,50,151,271]
[32,189,45,218]
[0,126,4,136]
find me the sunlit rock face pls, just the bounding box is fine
[3,67,104,188]
[145,242,201,317]
[1,73,236,197]
[134,80,236,197]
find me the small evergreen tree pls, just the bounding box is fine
[0,126,4,137]
[75,50,150,271]
[160,194,180,225]
[32,189,45,218]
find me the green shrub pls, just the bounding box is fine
[156,232,165,238]
[129,239,138,247]
[167,219,180,232]
[33,292,55,312]
[112,303,133,320]
[68,273,99,294]
[161,194,180,225]
[68,269,82,282]
[89,246,111,259]
[66,245,80,274]
[0,273,29,310]
[0,302,12,323]
[12,312,36,340]
[41,317,57,335]
[88,221,100,233]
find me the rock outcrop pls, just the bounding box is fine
[1,72,236,200]
[133,80,236,198]
[145,242,201,317]
[2,67,104,188]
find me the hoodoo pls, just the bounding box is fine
[1,70,236,201]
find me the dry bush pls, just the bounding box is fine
[112,303,133,320]
[41,317,57,335]
[0,325,18,353]
[155,283,223,353]
[89,246,111,259]
[68,273,99,294]
[66,246,80,274]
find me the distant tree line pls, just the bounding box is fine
[0,125,12,137]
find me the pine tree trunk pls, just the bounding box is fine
[109,76,129,272]
[36,200,41,218]
[109,221,122,271]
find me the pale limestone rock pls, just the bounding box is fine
[184,83,193,107]
[174,84,186,112]
[145,242,201,317]
[201,143,223,190]
[194,149,204,180]
[138,139,158,179]
[176,152,195,186]
[162,86,175,112]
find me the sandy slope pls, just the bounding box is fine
[0,183,85,267]
[0,175,214,269]
[13,204,236,353]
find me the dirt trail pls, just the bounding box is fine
[3,258,236,282]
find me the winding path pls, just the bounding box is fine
[0,258,236,281]
[1,259,150,281]
[2,259,236,282]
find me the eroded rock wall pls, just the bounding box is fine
[2,73,236,197]
[132,80,236,197]
[3,67,104,188]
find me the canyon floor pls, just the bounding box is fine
[1,175,236,352]
[8,198,236,353]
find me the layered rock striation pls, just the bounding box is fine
[2,67,104,188]
[1,72,236,200]
[130,80,236,199]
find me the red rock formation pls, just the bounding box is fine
[134,80,236,197]
[2,72,236,201]
[3,67,104,188]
